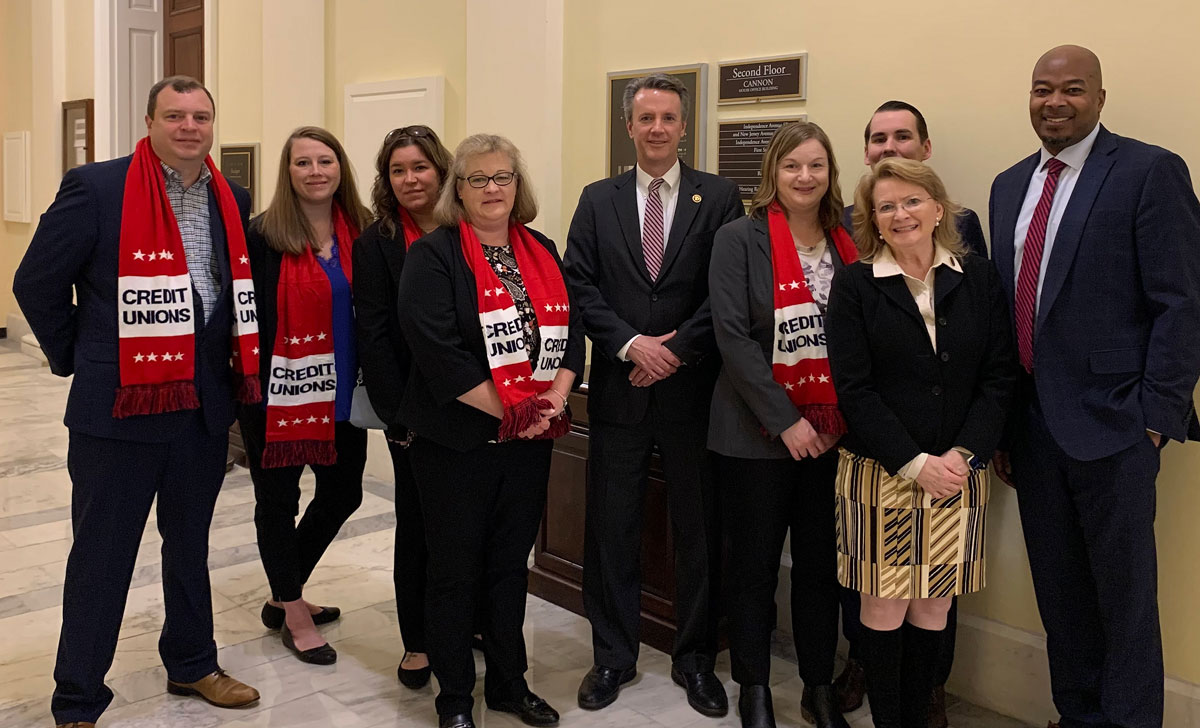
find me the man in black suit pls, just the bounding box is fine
[564,73,743,717]
[843,100,987,259]
[990,46,1200,728]
[13,76,260,728]
[836,100,988,727]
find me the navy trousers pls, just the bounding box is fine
[52,414,227,724]
[1012,401,1163,728]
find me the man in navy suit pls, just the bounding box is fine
[989,46,1200,728]
[564,73,743,717]
[13,76,260,727]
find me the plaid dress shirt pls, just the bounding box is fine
[161,162,220,320]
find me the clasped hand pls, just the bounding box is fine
[628,331,682,387]
[916,450,969,499]
[516,390,565,439]
[780,418,840,460]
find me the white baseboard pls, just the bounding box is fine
[6,312,32,342]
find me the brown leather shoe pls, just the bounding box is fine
[56,723,96,727]
[833,657,866,712]
[166,668,260,708]
[928,685,948,728]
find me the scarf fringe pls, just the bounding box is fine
[800,404,848,436]
[498,395,546,441]
[236,374,262,405]
[112,382,200,418]
[262,440,338,469]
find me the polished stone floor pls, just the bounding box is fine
[0,341,1032,727]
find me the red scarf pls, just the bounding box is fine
[398,206,423,249]
[262,205,359,467]
[114,137,260,418]
[458,220,571,441]
[768,202,858,435]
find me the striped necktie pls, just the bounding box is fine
[1015,157,1067,373]
[642,177,665,278]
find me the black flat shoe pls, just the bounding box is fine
[738,685,776,728]
[489,691,560,726]
[671,666,728,717]
[801,684,851,728]
[438,712,475,728]
[280,625,337,665]
[261,602,341,630]
[397,652,432,689]
[577,665,637,710]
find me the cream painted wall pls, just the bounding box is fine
[562,0,1200,683]
[216,0,263,187]
[1,0,35,324]
[64,0,92,101]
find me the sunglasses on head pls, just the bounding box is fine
[385,126,434,143]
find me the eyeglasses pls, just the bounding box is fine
[384,126,434,143]
[874,196,933,215]
[459,172,516,188]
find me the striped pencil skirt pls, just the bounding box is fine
[835,448,988,599]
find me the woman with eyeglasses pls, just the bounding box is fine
[353,125,453,688]
[239,126,373,664]
[825,158,1016,728]
[707,121,855,728]
[397,134,583,728]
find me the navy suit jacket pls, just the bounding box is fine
[13,155,252,442]
[563,163,744,425]
[843,204,988,258]
[989,125,1200,460]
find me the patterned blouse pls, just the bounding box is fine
[482,243,540,364]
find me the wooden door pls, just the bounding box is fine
[164,0,204,81]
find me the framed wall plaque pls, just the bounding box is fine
[717,116,806,202]
[220,144,259,212]
[62,99,95,174]
[717,54,807,105]
[607,64,707,177]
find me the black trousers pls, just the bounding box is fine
[718,452,841,686]
[388,437,427,653]
[1012,402,1163,728]
[52,414,227,724]
[839,588,958,685]
[410,436,552,717]
[582,407,721,673]
[239,405,368,602]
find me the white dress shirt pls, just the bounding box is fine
[871,245,969,480]
[1012,123,1101,312]
[619,159,683,361]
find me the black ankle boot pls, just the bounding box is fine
[737,685,775,728]
[899,623,943,728]
[802,684,850,728]
[859,625,904,728]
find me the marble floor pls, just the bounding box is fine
[0,341,1033,728]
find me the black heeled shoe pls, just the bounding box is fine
[801,684,850,728]
[261,602,340,630]
[280,625,337,665]
[738,685,776,728]
[397,651,432,689]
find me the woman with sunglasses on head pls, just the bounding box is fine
[353,125,453,689]
[397,134,584,728]
[239,126,373,664]
[825,158,1016,727]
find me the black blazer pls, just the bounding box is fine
[843,204,989,258]
[352,219,413,432]
[707,215,850,459]
[396,225,586,452]
[563,163,745,425]
[13,156,251,442]
[825,253,1018,475]
[990,125,1200,458]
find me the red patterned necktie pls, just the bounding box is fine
[642,177,665,278]
[1015,157,1067,373]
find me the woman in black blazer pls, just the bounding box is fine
[397,134,584,728]
[708,121,856,728]
[352,125,452,689]
[825,158,1016,728]
[240,126,372,664]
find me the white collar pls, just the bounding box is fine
[872,244,962,279]
[636,159,681,193]
[1038,122,1101,172]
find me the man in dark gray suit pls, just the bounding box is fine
[564,73,743,717]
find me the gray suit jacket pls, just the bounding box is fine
[706,215,849,459]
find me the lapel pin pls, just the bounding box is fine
[692,194,702,203]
